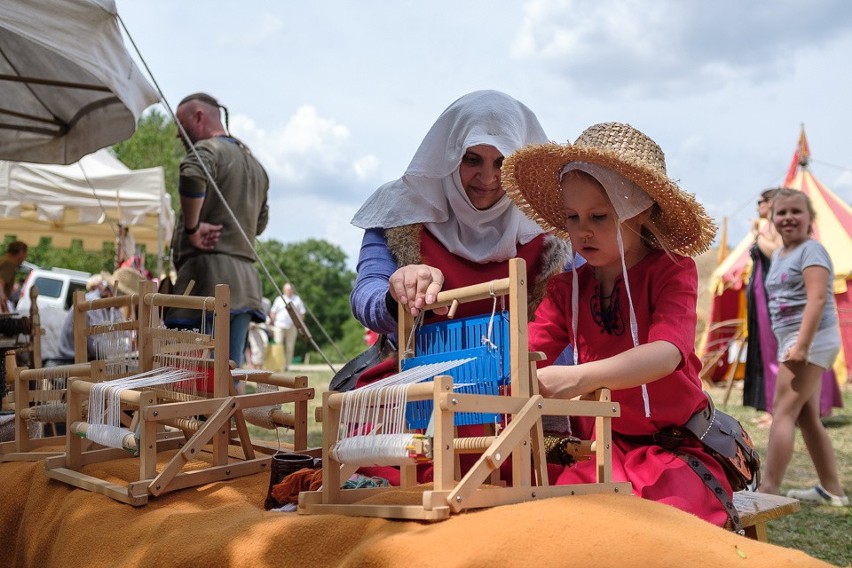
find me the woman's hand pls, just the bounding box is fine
[388,264,449,317]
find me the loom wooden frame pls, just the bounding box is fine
[2,286,151,462]
[43,282,314,506]
[299,258,631,520]
[0,287,73,463]
[1,285,42,412]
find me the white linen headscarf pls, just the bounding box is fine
[351,90,549,263]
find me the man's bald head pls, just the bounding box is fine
[175,92,227,146]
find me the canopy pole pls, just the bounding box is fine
[157,182,164,280]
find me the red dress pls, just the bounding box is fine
[357,229,548,484]
[529,249,733,527]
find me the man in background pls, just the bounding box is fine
[165,93,269,393]
[270,283,306,371]
[0,241,28,312]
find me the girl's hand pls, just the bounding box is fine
[537,365,587,399]
[785,343,809,364]
[388,264,449,317]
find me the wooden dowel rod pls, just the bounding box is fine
[325,382,437,410]
[20,363,91,380]
[69,379,143,404]
[428,277,511,310]
[144,293,216,310]
[85,320,138,336]
[270,409,296,428]
[70,421,137,450]
[253,374,307,389]
[453,436,496,452]
[75,294,138,311]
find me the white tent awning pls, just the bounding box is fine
[0,149,174,253]
[0,0,159,164]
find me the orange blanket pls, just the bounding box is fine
[0,458,831,568]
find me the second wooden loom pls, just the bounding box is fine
[43,282,314,505]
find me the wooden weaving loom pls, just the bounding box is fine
[2,282,156,462]
[1,285,42,412]
[1,287,86,463]
[299,258,631,520]
[44,282,314,506]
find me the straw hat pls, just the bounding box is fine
[99,267,145,296]
[502,122,716,257]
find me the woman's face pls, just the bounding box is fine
[757,195,772,219]
[772,193,812,246]
[458,145,504,210]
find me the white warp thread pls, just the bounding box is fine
[333,358,474,461]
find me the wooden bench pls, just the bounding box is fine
[733,491,800,542]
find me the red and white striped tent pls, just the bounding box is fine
[702,128,852,383]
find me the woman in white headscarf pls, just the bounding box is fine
[350,90,570,341]
[345,92,572,485]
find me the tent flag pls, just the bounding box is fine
[702,127,852,384]
[783,125,811,187]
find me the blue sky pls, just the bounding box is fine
[116,0,852,269]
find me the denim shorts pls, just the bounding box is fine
[776,325,841,369]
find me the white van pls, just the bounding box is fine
[16,267,90,362]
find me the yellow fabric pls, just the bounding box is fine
[265,342,284,372]
[0,457,832,568]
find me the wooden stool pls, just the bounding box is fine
[733,491,800,542]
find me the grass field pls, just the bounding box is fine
[708,382,851,566]
[252,368,851,566]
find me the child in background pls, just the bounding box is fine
[503,122,738,527]
[760,187,847,506]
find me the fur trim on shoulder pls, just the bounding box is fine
[385,224,422,268]
[384,224,569,318]
[530,235,571,316]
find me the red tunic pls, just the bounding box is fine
[530,249,733,527]
[419,228,546,320]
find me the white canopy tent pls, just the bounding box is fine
[0,0,159,165]
[0,149,174,270]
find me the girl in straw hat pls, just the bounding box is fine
[503,122,740,527]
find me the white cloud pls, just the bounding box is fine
[115,0,852,271]
[513,0,852,98]
[262,192,365,270]
[229,106,380,200]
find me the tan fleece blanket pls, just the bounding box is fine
[0,456,831,568]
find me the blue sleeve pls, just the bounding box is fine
[350,228,399,333]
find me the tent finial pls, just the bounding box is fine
[783,124,811,186]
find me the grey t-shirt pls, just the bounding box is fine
[765,239,836,334]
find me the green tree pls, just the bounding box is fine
[112,107,183,205]
[256,238,361,362]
